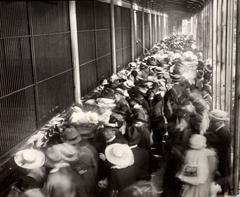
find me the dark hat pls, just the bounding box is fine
[205,64,213,73]
[132,108,148,123]
[197,60,205,70]
[61,127,82,145]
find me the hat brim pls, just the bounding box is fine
[105,144,134,167]
[61,135,82,145]
[210,114,229,121]
[14,149,45,169]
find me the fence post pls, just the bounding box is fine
[233,0,240,195]
[69,1,81,104]
[110,0,117,73]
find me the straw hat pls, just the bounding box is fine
[45,146,62,165]
[189,134,207,150]
[61,127,82,145]
[14,149,45,169]
[56,143,78,162]
[105,143,134,168]
[210,109,229,121]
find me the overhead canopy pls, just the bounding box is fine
[144,0,209,13]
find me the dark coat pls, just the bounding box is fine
[109,165,137,191]
[131,146,150,180]
[205,125,231,191]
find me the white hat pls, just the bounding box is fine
[189,134,207,150]
[123,80,135,89]
[105,143,134,168]
[210,109,229,121]
[56,143,78,162]
[14,149,45,169]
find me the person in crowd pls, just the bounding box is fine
[43,145,81,197]
[205,110,232,195]
[162,102,195,197]
[113,87,132,123]
[60,126,98,197]
[150,93,167,155]
[130,105,151,150]
[104,143,137,196]
[125,127,150,180]
[177,134,218,197]
[10,149,46,197]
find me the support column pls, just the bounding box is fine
[233,0,240,195]
[131,2,135,61]
[110,0,117,73]
[142,7,145,54]
[69,1,81,104]
[149,11,152,47]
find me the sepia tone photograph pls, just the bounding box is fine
[0,0,239,196]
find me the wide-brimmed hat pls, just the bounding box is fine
[56,143,78,162]
[189,134,207,149]
[14,149,45,169]
[105,143,134,168]
[210,109,229,121]
[61,127,82,145]
[45,146,62,165]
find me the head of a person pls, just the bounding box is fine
[102,127,116,141]
[44,146,62,168]
[60,126,82,145]
[209,110,229,127]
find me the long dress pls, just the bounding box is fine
[177,148,217,197]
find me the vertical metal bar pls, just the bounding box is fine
[26,1,40,127]
[93,0,99,82]
[233,0,240,193]
[216,0,222,109]
[69,1,81,104]
[212,0,217,109]
[142,5,145,54]
[110,0,117,74]
[149,10,152,46]
[158,14,161,41]
[130,2,135,61]
[221,0,227,110]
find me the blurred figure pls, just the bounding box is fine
[61,127,98,197]
[43,145,80,197]
[117,181,159,197]
[205,110,232,195]
[177,134,218,197]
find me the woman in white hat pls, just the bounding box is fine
[104,143,137,195]
[205,110,231,195]
[177,134,218,197]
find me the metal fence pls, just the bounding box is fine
[0,1,74,157]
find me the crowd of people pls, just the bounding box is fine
[9,35,232,197]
